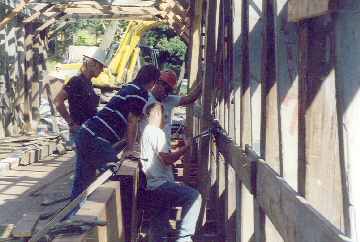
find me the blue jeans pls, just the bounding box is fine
[66,127,80,149]
[71,128,118,199]
[148,182,202,242]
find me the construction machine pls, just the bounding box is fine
[55,20,163,88]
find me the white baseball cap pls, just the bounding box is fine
[83,47,107,67]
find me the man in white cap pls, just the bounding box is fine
[54,48,107,147]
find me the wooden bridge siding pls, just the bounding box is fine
[188,1,355,242]
[334,2,360,239]
[301,16,345,231]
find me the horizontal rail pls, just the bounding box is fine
[213,131,353,242]
[191,104,354,242]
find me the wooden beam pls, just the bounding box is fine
[30,0,158,6]
[256,160,352,242]
[23,4,55,23]
[214,131,255,194]
[59,13,158,20]
[12,213,40,238]
[334,3,360,239]
[50,5,161,15]
[288,0,330,22]
[0,0,31,31]
[198,0,219,203]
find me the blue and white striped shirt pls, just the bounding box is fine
[83,83,148,144]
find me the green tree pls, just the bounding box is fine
[142,26,187,75]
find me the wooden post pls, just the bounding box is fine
[239,0,258,241]
[260,0,284,241]
[24,23,34,132]
[334,3,360,238]
[232,0,243,239]
[15,23,26,134]
[275,0,299,190]
[301,16,345,232]
[223,0,237,241]
[247,0,265,240]
[31,35,41,127]
[297,21,308,197]
[184,0,203,185]
[0,22,6,137]
[198,0,218,199]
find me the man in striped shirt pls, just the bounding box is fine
[71,64,160,198]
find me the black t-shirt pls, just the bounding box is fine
[64,74,99,125]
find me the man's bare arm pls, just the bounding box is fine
[178,82,202,106]
[54,88,73,125]
[159,141,191,165]
[126,112,139,152]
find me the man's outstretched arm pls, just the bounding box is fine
[126,112,139,153]
[178,82,202,106]
[159,138,191,165]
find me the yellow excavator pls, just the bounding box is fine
[58,20,162,88]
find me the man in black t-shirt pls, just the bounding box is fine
[54,48,106,148]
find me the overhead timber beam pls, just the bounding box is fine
[0,0,31,30]
[49,5,160,15]
[28,0,159,7]
[23,5,56,23]
[59,13,158,20]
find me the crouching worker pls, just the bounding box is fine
[141,102,202,242]
[71,64,160,199]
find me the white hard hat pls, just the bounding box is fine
[83,47,107,67]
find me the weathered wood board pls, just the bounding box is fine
[256,161,352,242]
[304,16,345,232]
[288,0,330,22]
[12,213,40,238]
[335,2,360,239]
[275,0,299,190]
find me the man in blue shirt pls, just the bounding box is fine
[71,64,160,198]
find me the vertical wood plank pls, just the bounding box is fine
[304,16,345,232]
[275,0,299,190]
[297,21,308,197]
[232,0,244,240]
[248,0,265,241]
[184,0,203,185]
[198,0,219,198]
[223,0,236,240]
[31,36,40,127]
[260,0,284,241]
[24,23,34,132]
[335,2,360,238]
[15,23,26,129]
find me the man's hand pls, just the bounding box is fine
[120,149,140,161]
[183,137,192,148]
[69,123,80,133]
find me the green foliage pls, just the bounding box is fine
[52,20,128,58]
[142,26,187,75]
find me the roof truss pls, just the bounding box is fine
[1,0,191,42]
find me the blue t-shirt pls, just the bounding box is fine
[64,74,99,125]
[83,83,148,144]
